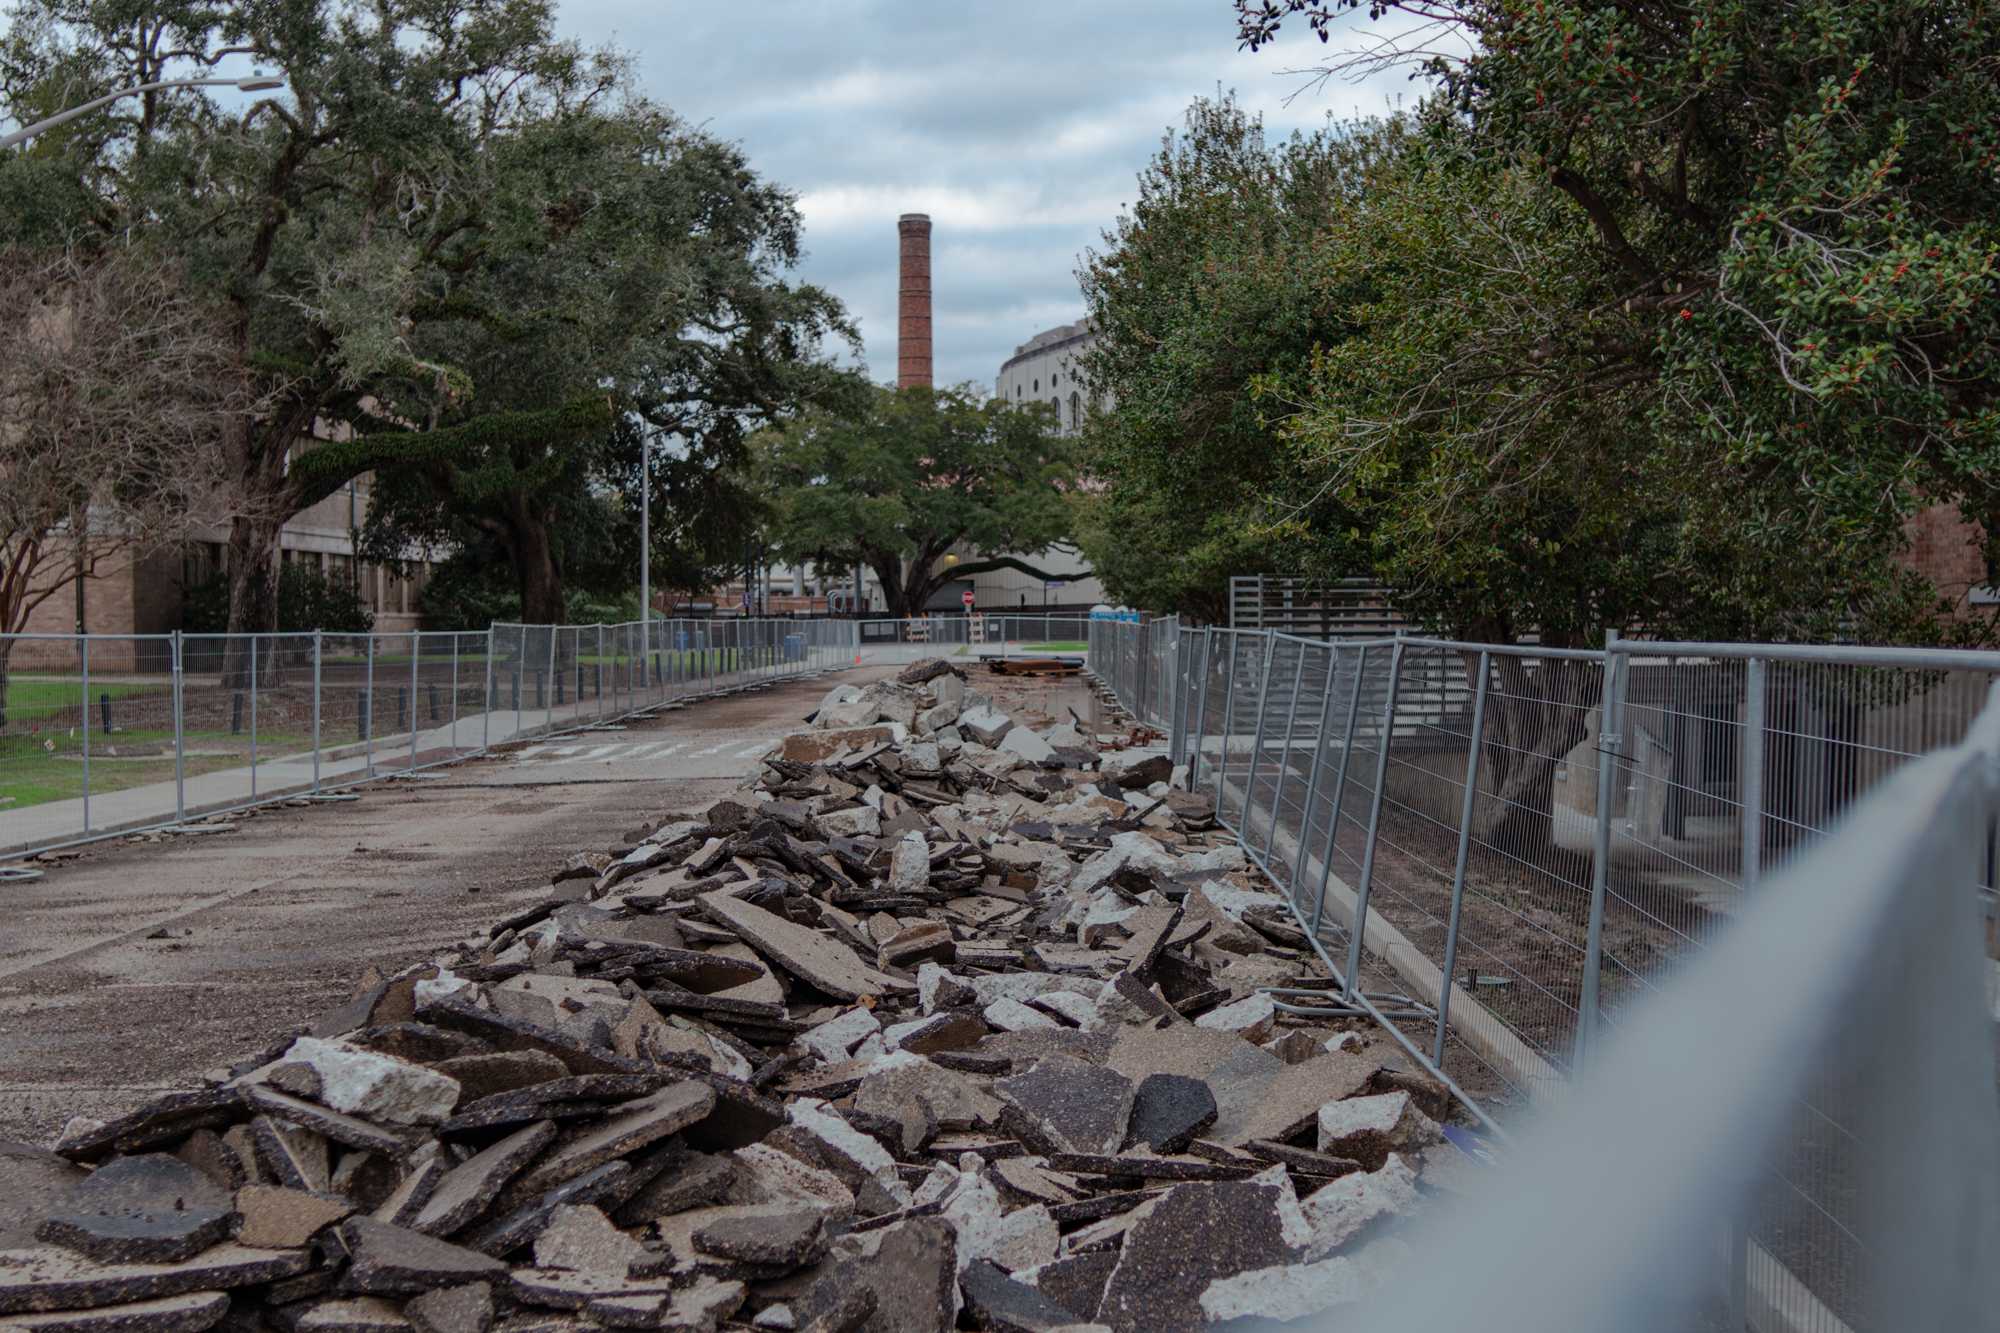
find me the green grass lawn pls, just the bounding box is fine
[1,641,801,813]
[4,678,156,717]
[0,714,312,811]
[1017,640,1088,653]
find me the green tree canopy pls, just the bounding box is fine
[1,0,623,668]
[1075,95,1376,622]
[354,100,853,622]
[758,384,1082,618]
[0,0,849,666]
[1234,0,2000,645]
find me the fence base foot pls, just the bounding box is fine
[1264,986,1439,1025]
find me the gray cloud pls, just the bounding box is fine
[559,1,1419,388]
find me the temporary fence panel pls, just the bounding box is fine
[0,634,176,855]
[1091,619,2000,1333]
[855,615,1097,667]
[1,617,857,864]
[1228,574,1404,637]
[1352,686,2000,1331]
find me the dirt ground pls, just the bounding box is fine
[0,657,1330,1151]
[0,659,1131,1146]
[0,666,906,1145]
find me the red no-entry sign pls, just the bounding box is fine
[961,590,975,608]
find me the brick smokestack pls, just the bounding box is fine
[897,213,933,389]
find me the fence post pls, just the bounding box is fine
[1311,643,1368,938]
[1343,636,1407,996]
[1237,636,1278,836]
[450,634,461,752]
[1143,622,1157,723]
[1725,651,1763,1330]
[1742,655,1766,885]
[409,629,420,770]
[545,629,556,733]
[170,630,186,824]
[482,628,495,751]
[1186,630,1213,789]
[1288,644,1339,892]
[249,637,259,799]
[1263,643,1309,865]
[80,635,91,833]
[1434,649,1491,1065]
[1577,630,1628,1063]
[364,634,376,774]
[311,631,323,794]
[1212,633,1239,811]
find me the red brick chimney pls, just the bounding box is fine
[897,213,933,389]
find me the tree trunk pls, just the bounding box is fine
[219,514,284,688]
[870,554,916,619]
[1468,652,1599,861]
[509,496,565,626]
[892,540,960,616]
[0,635,14,732]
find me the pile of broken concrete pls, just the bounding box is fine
[0,662,1468,1333]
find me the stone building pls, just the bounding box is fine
[18,470,437,651]
[995,319,1100,436]
[963,318,1110,612]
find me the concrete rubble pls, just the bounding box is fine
[0,662,1470,1332]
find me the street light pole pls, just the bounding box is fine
[639,433,650,634]
[0,74,285,151]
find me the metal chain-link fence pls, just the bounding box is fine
[0,617,856,864]
[853,614,1097,666]
[1091,618,2000,1333]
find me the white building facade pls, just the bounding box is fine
[996,319,1100,433]
[960,319,1107,612]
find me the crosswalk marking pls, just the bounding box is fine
[511,737,766,765]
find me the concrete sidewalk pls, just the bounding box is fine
[0,666,825,861]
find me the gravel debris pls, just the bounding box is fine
[0,662,1462,1331]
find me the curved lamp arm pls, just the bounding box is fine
[1,74,283,151]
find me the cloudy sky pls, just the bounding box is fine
[551,1,1422,390]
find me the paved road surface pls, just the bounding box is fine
[0,665,896,1144]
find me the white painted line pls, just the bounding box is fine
[547,745,583,757]
[693,742,730,756]
[733,745,768,758]
[576,745,619,761]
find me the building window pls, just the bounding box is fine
[1032,378,1039,392]
[1069,391,1082,429]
